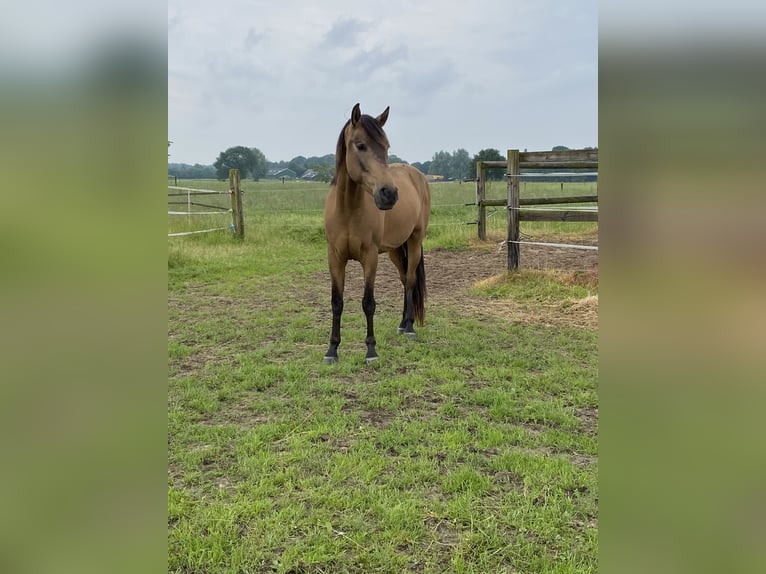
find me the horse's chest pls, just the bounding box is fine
[345,220,383,258]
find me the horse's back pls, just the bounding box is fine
[389,163,431,217]
[380,164,430,247]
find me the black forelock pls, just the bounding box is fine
[332,115,389,184]
[358,115,388,148]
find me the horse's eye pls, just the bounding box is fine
[356,142,367,152]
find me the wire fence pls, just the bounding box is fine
[167,179,598,243]
[167,185,234,237]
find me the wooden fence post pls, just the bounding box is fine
[506,149,520,270]
[476,161,486,240]
[229,169,245,240]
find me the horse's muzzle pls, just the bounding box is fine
[373,186,398,210]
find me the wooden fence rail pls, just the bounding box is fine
[228,169,245,240]
[476,149,598,270]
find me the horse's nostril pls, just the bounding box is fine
[373,187,397,210]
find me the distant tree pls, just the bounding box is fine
[306,154,335,168]
[168,163,217,179]
[388,154,407,164]
[552,145,570,151]
[451,148,472,180]
[214,146,257,180]
[411,161,431,175]
[428,151,452,178]
[288,155,307,177]
[472,148,505,181]
[249,147,268,180]
[311,163,335,183]
[427,149,472,180]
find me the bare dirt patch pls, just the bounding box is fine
[575,406,599,437]
[333,240,598,329]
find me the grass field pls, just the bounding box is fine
[168,178,598,573]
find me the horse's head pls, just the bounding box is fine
[337,103,398,210]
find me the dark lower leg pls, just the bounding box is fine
[400,286,416,337]
[399,240,422,338]
[362,284,377,362]
[324,284,343,362]
[399,293,408,332]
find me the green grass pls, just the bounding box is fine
[471,270,597,304]
[168,178,597,249]
[168,178,598,573]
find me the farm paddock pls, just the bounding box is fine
[168,182,598,573]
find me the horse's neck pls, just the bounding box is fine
[334,169,366,212]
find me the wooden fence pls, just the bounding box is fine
[476,149,598,270]
[167,168,244,239]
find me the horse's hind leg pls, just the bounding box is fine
[400,238,425,340]
[390,242,420,340]
[388,246,409,334]
[324,252,347,364]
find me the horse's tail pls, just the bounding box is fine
[401,243,427,326]
[413,246,427,326]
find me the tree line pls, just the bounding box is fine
[168,144,595,182]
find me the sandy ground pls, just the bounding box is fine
[334,239,599,329]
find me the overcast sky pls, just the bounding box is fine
[168,0,597,165]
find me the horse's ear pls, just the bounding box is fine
[376,106,390,127]
[351,103,361,126]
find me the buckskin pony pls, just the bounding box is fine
[323,103,431,364]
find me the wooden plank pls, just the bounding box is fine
[480,198,507,207]
[519,149,598,163]
[481,160,508,169]
[477,157,598,170]
[476,161,487,240]
[235,174,245,239]
[507,149,520,270]
[518,161,598,169]
[519,210,598,222]
[229,169,245,239]
[520,195,598,205]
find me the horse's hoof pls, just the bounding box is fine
[397,327,405,334]
[406,332,416,340]
[365,356,379,364]
[323,356,338,364]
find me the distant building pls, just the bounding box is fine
[300,169,318,180]
[267,168,297,179]
[424,174,444,182]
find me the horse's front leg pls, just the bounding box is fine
[361,251,379,363]
[324,251,347,364]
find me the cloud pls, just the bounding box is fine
[321,17,371,50]
[397,58,455,94]
[348,44,409,76]
[168,6,184,31]
[168,0,597,163]
[244,28,264,51]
